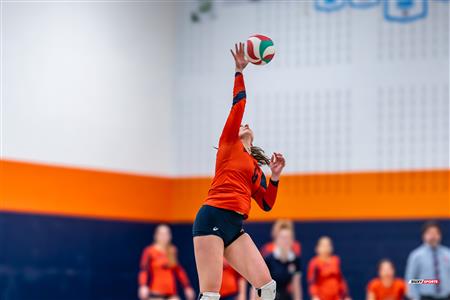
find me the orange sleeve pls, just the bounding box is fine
[367,279,376,293]
[253,174,278,212]
[219,72,246,146]
[337,257,349,297]
[398,279,407,296]
[174,265,191,288]
[138,247,151,286]
[307,259,320,297]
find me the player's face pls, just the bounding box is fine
[423,227,441,247]
[239,124,254,142]
[378,261,395,280]
[316,237,333,256]
[154,225,172,246]
[275,228,294,251]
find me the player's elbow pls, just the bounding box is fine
[261,200,273,211]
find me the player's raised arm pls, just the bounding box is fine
[219,43,249,146]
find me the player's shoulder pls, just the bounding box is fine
[308,256,321,267]
[331,255,341,264]
[367,278,381,290]
[394,278,406,288]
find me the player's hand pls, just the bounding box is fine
[269,152,285,181]
[138,286,149,300]
[312,297,320,300]
[184,287,196,300]
[343,297,352,300]
[231,42,249,73]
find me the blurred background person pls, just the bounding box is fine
[261,220,301,257]
[221,258,247,300]
[307,236,351,300]
[138,224,196,300]
[366,259,406,300]
[405,221,450,300]
[253,222,302,300]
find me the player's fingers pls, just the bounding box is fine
[230,49,236,59]
[235,43,239,54]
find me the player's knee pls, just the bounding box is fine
[198,292,220,300]
[256,280,276,300]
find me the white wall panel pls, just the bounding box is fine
[2,2,176,175]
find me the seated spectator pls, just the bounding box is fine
[307,236,351,300]
[138,224,195,300]
[366,259,406,300]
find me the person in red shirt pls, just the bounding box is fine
[138,224,195,300]
[192,43,286,300]
[307,236,351,300]
[221,258,247,300]
[366,259,406,300]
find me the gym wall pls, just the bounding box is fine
[1,1,449,300]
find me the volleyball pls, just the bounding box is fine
[245,34,275,65]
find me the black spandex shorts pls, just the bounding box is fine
[192,205,245,247]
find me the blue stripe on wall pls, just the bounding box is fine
[0,212,449,300]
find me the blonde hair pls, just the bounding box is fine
[272,219,295,239]
[154,224,178,267]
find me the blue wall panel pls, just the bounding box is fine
[0,212,448,300]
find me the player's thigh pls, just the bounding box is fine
[224,233,272,288]
[193,235,224,292]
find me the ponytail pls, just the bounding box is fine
[250,146,270,166]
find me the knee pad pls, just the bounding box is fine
[256,280,276,300]
[198,292,220,300]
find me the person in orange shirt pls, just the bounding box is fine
[261,220,302,257]
[138,224,196,300]
[366,259,406,300]
[307,236,351,300]
[192,43,286,300]
[221,258,247,300]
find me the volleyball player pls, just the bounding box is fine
[192,42,286,300]
[307,236,351,300]
[366,259,406,300]
[139,224,195,300]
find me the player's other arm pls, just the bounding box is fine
[138,247,151,300]
[253,153,286,211]
[219,43,249,146]
[307,260,320,300]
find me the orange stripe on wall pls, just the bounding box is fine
[0,160,172,222]
[1,160,449,222]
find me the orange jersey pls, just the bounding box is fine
[261,241,302,257]
[204,72,279,218]
[138,245,190,296]
[220,258,241,297]
[367,278,406,300]
[307,255,349,300]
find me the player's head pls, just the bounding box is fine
[239,124,254,143]
[154,224,172,246]
[422,220,442,247]
[271,219,295,240]
[316,236,333,257]
[378,259,395,280]
[274,222,294,252]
